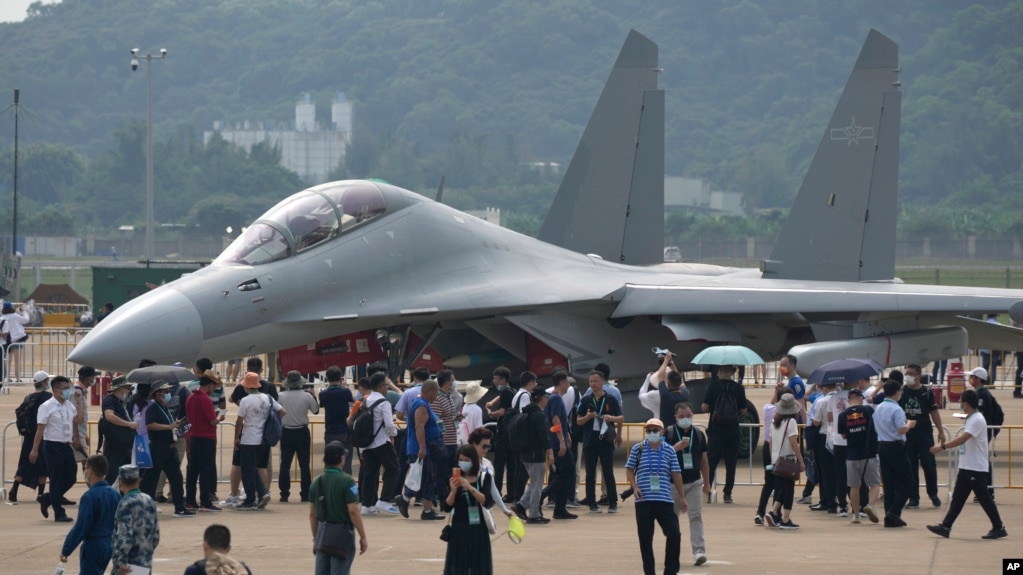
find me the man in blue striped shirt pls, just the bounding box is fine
[626,418,688,575]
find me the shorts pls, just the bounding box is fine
[233,443,270,468]
[846,457,880,487]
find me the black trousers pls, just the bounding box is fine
[186,436,217,506]
[41,440,76,520]
[583,441,617,504]
[359,442,400,507]
[756,443,775,516]
[324,432,352,474]
[814,441,835,509]
[905,431,938,501]
[279,427,312,500]
[801,449,818,498]
[635,501,680,575]
[507,450,526,501]
[878,441,913,518]
[773,475,795,511]
[492,442,510,495]
[101,436,133,485]
[141,441,185,511]
[940,468,1003,531]
[706,425,739,496]
[239,443,267,505]
[832,445,848,508]
[547,450,576,513]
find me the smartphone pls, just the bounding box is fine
[217,408,227,417]
[453,467,461,479]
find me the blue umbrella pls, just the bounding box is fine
[691,345,765,366]
[807,358,884,386]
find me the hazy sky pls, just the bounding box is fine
[0,0,58,23]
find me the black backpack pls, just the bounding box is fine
[505,390,531,452]
[711,382,740,425]
[350,397,386,448]
[15,392,46,436]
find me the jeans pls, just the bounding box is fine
[359,442,400,507]
[41,441,76,519]
[583,441,617,505]
[940,468,1003,530]
[635,501,680,575]
[239,443,267,505]
[518,461,546,518]
[279,427,312,500]
[315,550,355,575]
[706,425,739,496]
[878,441,912,518]
[186,436,217,506]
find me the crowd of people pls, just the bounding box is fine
[6,349,1014,574]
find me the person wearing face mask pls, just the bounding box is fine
[140,380,194,517]
[626,418,688,575]
[100,377,138,486]
[59,455,120,575]
[443,444,495,575]
[484,366,515,497]
[898,363,945,509]
[111,464,160,574]
[30,375,79,522]
[664,403,710,566]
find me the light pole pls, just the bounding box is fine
[130,47,167,263]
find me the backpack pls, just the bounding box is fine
[505,390,531,452]
[262,395,283,447]
[350,397,386,448]
[711,382,740,425]
[15,392,46,436]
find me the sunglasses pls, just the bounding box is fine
[480,443,492,451]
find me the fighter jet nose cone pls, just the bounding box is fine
[69,288,203,371]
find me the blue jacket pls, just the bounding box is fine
[61,480,120,557]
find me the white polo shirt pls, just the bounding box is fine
[37,396,77,443]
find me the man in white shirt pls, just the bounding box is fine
[277,371,320,503]
[234,373,285,510]
[358,372,401,515]
[926,388,1007,540]
[809,381,837,512]
[826,382,858,516]
[30,375,78,522]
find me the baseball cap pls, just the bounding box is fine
[33,371,52,384]
[967,367,988,381]
[848,389,865,398]
[644,418,665,430]
[530,388,549,401]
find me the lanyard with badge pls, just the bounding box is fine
[675,425,695,470]
[593,397,606,431]
[647,441,663,492]
[463,476,482,525]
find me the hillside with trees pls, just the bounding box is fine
[0,0,1020,242]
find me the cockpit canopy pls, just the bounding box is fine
[215,180,396,266]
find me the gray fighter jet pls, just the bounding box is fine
[69,29,1023,380]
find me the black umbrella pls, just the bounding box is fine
[807,358,884,386]
[125,365,196,386]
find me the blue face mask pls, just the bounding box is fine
[458,461,473,473]
[62,388,72,401]
[645,431,662,443]
[677,418,692,429]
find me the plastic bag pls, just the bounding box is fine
[404,459,423,492]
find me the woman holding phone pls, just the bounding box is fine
[442,444,494,574]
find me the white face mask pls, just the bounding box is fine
[904,375,917,386]
[645,431,662,443]
[677,417,693,429]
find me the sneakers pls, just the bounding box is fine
[184,502,199,511]
[588,505,602,514]
[926,524,950,538]
[235,503,258,511]
[850,515,861,524]
[884,515,907,528]
[552,511,578,520]
[396,496,410,518]
[607,502,618,514]
[863,504,879,524]
[597,496,609,506]
[513,503,528,520]
[837,506,849,518]
[219,495,243,508]
[905,500,919,509]
[375,500,400,515]
[525,516,551,524]
[154,495,169,504]
[778,520,799,530]
[723,494,733,504]
[257,493,271,509]
[694,553,708,566]
[55,515,73,523]
[795,496,812,505]
[754,515,764,526]
[199,504,222,512]
[764,512,778,528]
[809,503,828,512]
[173,509,197,518]
[421,509,446,521]
[566,499,582,509]
[360,506,380,516]
[982,526,1008,540]
[930,495,943,508]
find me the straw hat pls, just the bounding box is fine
[464,381,487,404]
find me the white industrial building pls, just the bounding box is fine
[204,92,353,184]
[664,176,743,216]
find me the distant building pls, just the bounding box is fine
[466,208,500,226]
[664,176,743,216]
[204,92,353,184]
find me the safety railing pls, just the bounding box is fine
[948,424,1019,490]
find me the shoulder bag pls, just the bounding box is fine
[771,419,800,481]
[315,477,356,559]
